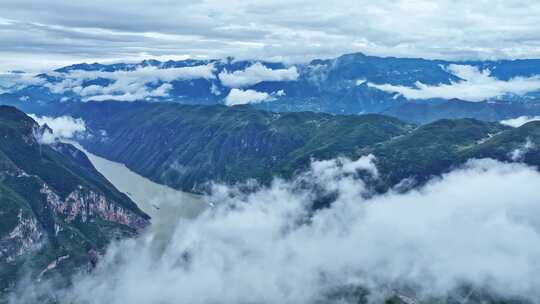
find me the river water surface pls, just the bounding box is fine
[66,142,208,233]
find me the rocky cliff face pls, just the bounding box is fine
[0,105,150,296]
[0,209,44,263]
[40,183,148,232]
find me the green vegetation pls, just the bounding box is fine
[51,101,540,194]
[364,118,540,191]
[2,103,539,303]
[363,119,512,189]
[0,106,149,299]
[52,102,415,192]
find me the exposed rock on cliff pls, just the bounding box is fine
[0,105,150,296]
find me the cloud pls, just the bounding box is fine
[4,1,540,72]
[224,88,272,106]
[218,63,299,88]
[66,64,216,84]
[28,114,86,144]
[509,138,536,161]
[0,71,46,92]
[356,78,367,85]
[368,64,540,101]
[14,156,540,303]
[83,83,173,102]
[501,115,540,128]
[42,64,215,101]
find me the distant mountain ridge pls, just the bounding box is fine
[3,52,540,121]
[383,98,540,124]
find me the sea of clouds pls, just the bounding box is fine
[10,155,540,304]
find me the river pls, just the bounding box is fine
[65,142,208,231]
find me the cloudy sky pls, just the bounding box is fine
[1,0,540,71]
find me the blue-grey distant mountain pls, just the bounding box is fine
[383,99,540,124]
[3,52,540,122]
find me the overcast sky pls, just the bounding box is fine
[1,0,540,71]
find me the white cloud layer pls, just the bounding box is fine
[501,115,540,128]
[83,83,173,102]
[509,138,536,161]
[368,64,540,101]
[14,156,540,303]
[46,65,215,101]
[218,63,299,88]
[224,88,272,106]
[29,114,86,144]
[0,71,45,91]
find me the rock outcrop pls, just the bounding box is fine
[0,105,150,296]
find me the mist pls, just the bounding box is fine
[11,156,540,304]
[28,114,86,144]
[369,64,540,101]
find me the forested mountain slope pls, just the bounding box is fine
[0,106,149,298]
[42,101,540,194]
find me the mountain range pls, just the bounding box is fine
[2,52,540,303]
[27,101,540,197]
[1,100,537,304]
[3,52,540,123]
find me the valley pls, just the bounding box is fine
[3,96,540,304]
[65,141,206,219]
[2,8,540,301]
[25,101,540,196]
